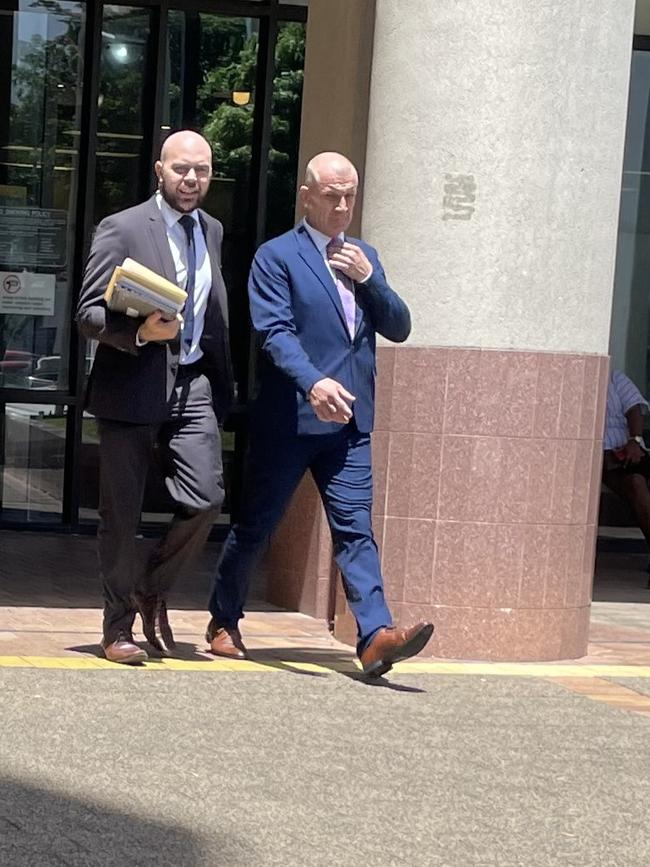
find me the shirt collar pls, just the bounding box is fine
[155,190,200,229]
[302,218,344,254]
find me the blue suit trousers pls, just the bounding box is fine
[208,422,393,651]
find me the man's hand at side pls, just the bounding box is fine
[137,310,181,343]
[308,378,355,424]
[618,440,645,466]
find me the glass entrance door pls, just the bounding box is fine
[48,0,306,532]
[0,0,85,522]
[0,0,307,530]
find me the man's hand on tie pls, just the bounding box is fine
[137,310,181,343]
[327,242,373,282]
[309,378,355,424]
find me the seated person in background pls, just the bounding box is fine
[602,369,650,585]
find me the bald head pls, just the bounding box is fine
[155,130,212,214]
[304,152,358,188]
[300,152,359,237]
[159,130,211,164]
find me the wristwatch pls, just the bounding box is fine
[629,435,647,451]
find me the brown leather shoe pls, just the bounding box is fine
[359,621,434,677]
[137,595,175,654]
[205,618,248,659]
[101,632,148,665]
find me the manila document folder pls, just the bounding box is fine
[104,257,187,320]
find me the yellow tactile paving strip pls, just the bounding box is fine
[2,655,650,679]
[550,677,650,717]
[6,655,650,719]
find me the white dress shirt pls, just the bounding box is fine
[148,191,212,364]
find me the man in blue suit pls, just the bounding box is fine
[206,152,433,676]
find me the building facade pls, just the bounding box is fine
[0,0,647,661]
[0,0,308,531]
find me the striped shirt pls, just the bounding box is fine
[604,369,648,450]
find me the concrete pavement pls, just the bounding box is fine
[2,532,650,865]
[2,669,650,866]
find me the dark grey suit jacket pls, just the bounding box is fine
[76,196,234,424]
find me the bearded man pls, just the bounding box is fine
[77,130,233,663]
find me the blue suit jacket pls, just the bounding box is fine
[248,222,411,436]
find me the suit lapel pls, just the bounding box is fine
[143,197,179,356]
[145,197,177,284]
[296,224,349,335]
[199,211,228,324]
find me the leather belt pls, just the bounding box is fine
[175,360,206,380]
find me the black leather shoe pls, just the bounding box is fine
[101,632,148,665]
[137,595,176,654]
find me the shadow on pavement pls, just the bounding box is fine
[593,551,650,603]
[0,775,249,866]
[340,671,427,693]
[0,531,268,612]
[248,646,355,676]
[65,640,214,663]
[248,648,427,691]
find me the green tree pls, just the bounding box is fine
[199,21,305,238]
[267,22,305,238]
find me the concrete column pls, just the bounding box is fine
[265,0,636,660]
[352,0,634,659]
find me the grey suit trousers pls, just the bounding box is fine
[97,372,224,642]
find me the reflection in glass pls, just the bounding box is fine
[166,14,258,242]
[266,20,306,240]
[165,13,260,396]
[1,403,67,521]
[0,1,85,391]
[612,50,650,397]
[94,6,152,224]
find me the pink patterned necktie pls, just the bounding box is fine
[326,239,356,338]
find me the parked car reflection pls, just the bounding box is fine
[0,351,93,388]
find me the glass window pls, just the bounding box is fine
[94,5,154,224]
[165,12,260,394]
[0,0,85,392]
[0,402,67,521]
[612,47,650,399]
[165,12,259,246]
[265,20,306,240]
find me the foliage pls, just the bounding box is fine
[199,21,305,236]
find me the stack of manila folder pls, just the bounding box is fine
[104,257,186,320]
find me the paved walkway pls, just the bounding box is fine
[2,532,650,866]
[1,532,649,680]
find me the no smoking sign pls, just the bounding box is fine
[0,271,55,315]
[2,274,21,295]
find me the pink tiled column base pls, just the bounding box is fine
[265,345,609,662]
[264,472,334,620]
[426,603,591,662]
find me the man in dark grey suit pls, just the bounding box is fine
[77,130,233,664]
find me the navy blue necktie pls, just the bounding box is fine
[178,214,196,355]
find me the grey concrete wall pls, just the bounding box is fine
[362,0,635,352]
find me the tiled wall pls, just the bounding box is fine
[267,346,608,661]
